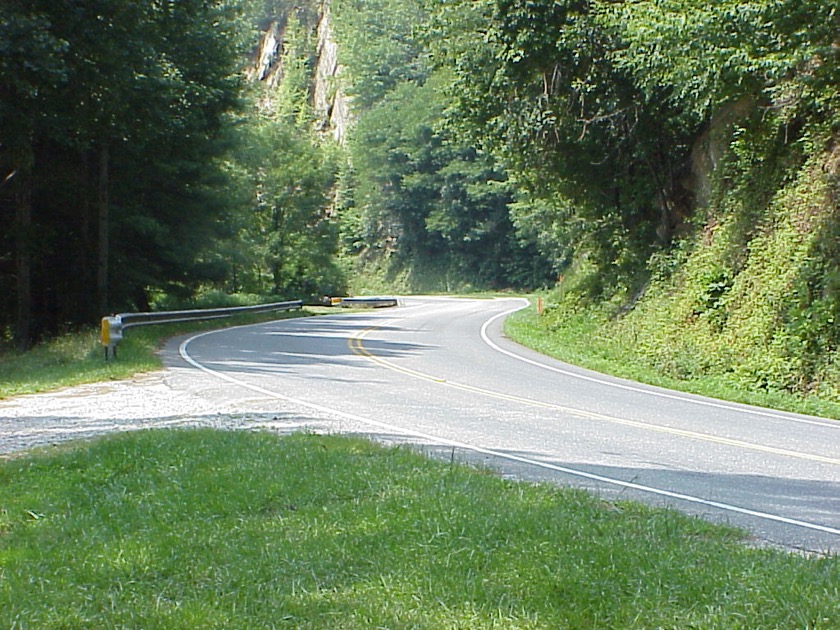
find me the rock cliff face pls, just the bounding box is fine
[688,97,754,211]
[313,1,351,142]
[248,20,284,88]
[246,0,350,142]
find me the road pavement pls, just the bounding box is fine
[165,296,840,555]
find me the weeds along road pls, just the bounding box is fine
[163,296,840,555]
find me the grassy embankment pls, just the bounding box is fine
[505,303,840,420]
[1,429,837,628]
[507,143,840,421]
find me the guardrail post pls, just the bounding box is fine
[100,315,122,361]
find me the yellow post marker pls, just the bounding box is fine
[100,316,122,361]
[536,297,545,316]
[100,317,111,347]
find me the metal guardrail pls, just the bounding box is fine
[100,300,303,360]
[339,296,400,308]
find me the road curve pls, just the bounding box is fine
[169,296,840,554]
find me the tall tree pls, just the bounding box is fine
[427,0,702,295]
[0,0,246,343]
[331,0,430,110]
[0,2,69,348]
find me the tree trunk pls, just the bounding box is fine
[97,143,110,316]
[13,166,32,351]
[80,150,93,293]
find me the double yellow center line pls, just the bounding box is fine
[349,324,840,467]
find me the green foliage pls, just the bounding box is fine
[331,0,430,110]
[427,0,699,298]
[232,112,345,300]
[343,74,553,291]
[332,0,555,291]
[545,139,840,406]
[602,1,767,120]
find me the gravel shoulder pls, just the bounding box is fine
[0,362,334,458]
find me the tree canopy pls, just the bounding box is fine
[1,0,248,346]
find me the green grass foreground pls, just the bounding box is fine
[1,430,837,628]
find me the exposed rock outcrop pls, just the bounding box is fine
[246,0,351,142]
[313,1,351,142]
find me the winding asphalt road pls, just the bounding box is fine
[166,296,840,555]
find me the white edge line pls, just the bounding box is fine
[179,323,840,538]
[480,299,839,429]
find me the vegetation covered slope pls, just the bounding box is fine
[601,144,840,401]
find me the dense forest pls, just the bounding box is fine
[2,1,838,402]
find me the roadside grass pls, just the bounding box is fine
[0,309,323,400]
[1,429,837,628]
[505,302,840,420]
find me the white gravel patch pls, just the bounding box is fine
[0,370,336,457]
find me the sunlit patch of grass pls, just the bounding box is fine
[0,309,313,399]
[0,430,837,628]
